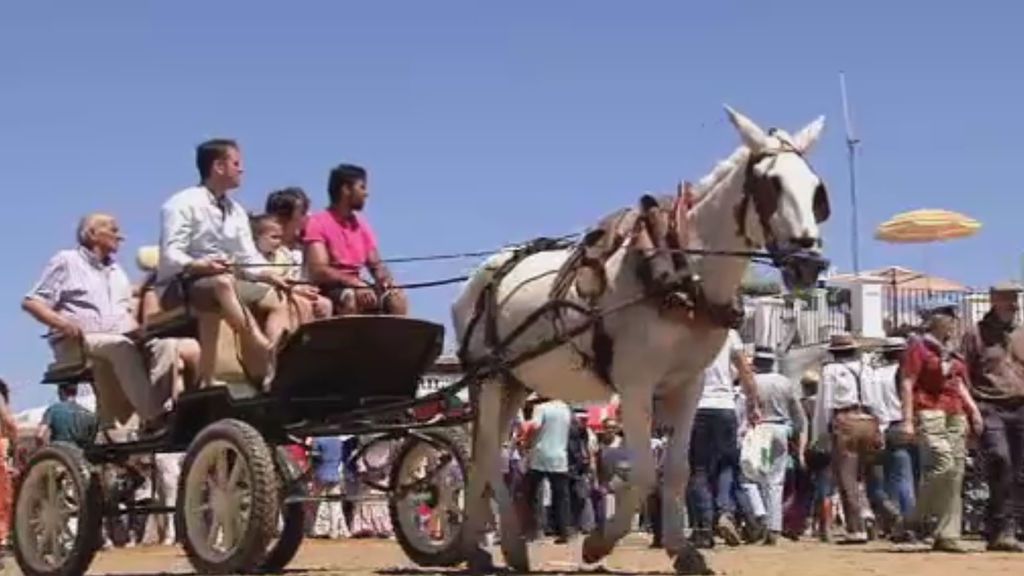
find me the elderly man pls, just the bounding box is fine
[304,163,407,316]
[962,282,1024,552]
[158,138,292,388]
[23,214,198,434]
[901,301,982,552]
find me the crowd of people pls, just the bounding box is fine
[498,284,1024,555]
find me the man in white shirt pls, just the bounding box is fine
[686,329,759,549]
[813,333,884,544]
[157,138,292,388]
[23,214,198,434]
[867,337,914,538]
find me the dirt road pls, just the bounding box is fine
[3,535,1022,576]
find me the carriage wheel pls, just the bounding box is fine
[177,419,280,575]
[259,500,305,573]
[258,447,307,573]
[12,443,103,576]
[389,429,468,567]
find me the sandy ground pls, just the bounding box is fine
[3,535,1023,576]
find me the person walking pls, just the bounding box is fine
[961,282,1024,552]
[900,301,983,552]
[746,346,807,545]
[525,396,574,544]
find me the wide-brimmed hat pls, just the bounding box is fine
[990,281,1023,296]
[753,345,775,362]
[881,336,907,351]
[828,333,858,352]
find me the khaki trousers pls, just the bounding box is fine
[912,410,967,541]
[53,334,178,427]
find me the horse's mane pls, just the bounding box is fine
[689,145,750,207]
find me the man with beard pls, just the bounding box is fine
[304,164,407,315]
[962,282,1024,552]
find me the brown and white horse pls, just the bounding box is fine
[451,106,831,574]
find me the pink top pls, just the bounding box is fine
[303,210,379,271]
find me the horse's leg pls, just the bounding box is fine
[493,382,531,572]
[583,380,657,564]
[460,379,504,572]
[657,377,714,575]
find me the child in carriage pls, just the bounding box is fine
[250,213,332,326]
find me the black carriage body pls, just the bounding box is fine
[39,315,450,459]
[22,314,470,576]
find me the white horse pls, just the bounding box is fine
[451,105,831,575]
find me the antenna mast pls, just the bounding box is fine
[840,71,861,275]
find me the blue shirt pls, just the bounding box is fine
[312,436,343,484]
[528,400,572,473]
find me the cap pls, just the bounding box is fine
[753,345,775,362]
[917,297,959,319]
[800,370,821,385]
[136,245,160,272]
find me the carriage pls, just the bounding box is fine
[10,311,474,576]
[11,106,835,576]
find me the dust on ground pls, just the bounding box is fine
[3,534,1023,576]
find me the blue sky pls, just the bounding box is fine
[1,2,1021,409]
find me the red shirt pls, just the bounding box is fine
[303,210,379,272]
[901,338,966,415]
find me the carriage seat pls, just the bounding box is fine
[135,245,262,395]
[42,355,93,385]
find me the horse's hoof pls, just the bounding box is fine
[467,547,498,574]
[501,536,530,573]
[582,534,611,564]
[673,545,714,575]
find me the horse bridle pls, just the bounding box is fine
[734,136,831,270]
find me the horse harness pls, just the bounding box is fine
[456,194,740,392]
[456,143,829,392]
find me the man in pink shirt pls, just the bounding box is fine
[304,164,408,315]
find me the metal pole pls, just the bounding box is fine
[840,72,861,276]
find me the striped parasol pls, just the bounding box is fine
[874,209,981,243]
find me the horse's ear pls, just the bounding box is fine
[793,115,826,154]
[724,105,768,151]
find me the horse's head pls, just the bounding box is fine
[725,105,831,290]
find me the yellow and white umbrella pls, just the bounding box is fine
[874,209,981,243]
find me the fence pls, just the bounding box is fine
[882,286,969,333]
[741,289,851,350]
[745,285,1024,352]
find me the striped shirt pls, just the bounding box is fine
[27,247,135,337]
[157,185,267,285]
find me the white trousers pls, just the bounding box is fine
[54,334,177,426]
